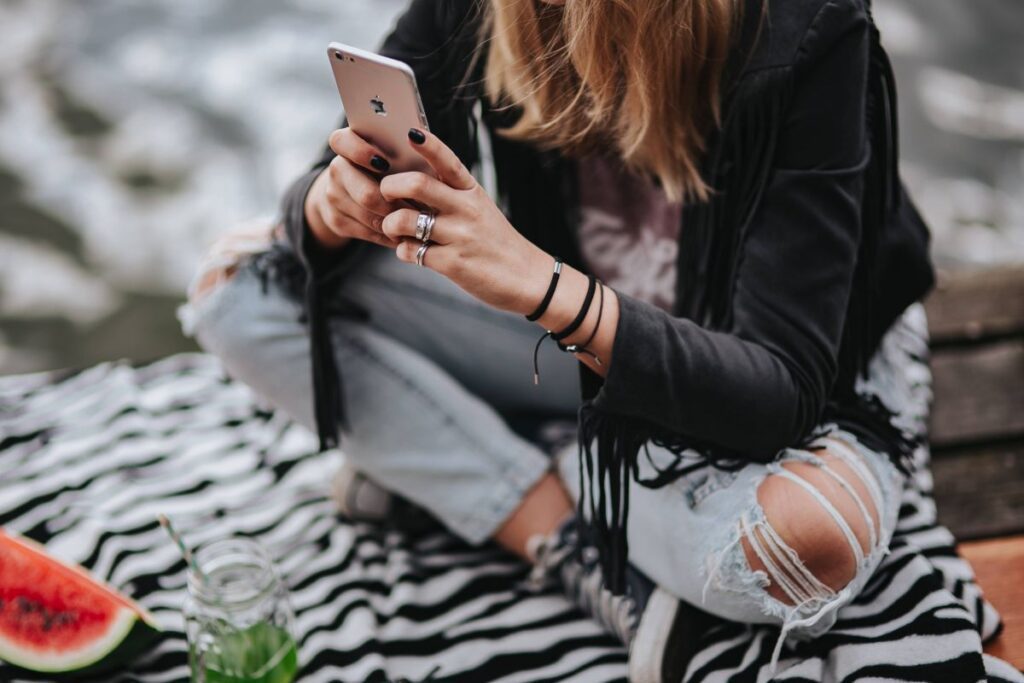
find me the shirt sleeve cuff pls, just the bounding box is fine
[590,289,672,419]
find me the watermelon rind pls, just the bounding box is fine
[0,530,161,676]
[0,605,136,672]
[0,618,159,680]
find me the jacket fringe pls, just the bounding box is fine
[574,65,795,596]
[575,17,919,596]
[249,241,371,452]
[828,14,917,479]
[675,67,793,328]
[576,402,757,595]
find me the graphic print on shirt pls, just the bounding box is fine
[575,153,683,313]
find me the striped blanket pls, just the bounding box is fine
[1,354,1021,682]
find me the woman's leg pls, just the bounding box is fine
[181,232,581,551]
[553,425,906,674]
[553,303,928,673]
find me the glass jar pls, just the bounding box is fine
[183,537,298,683]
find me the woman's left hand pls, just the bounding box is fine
[378,128,552,315]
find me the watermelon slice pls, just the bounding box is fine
[0,529,160,677]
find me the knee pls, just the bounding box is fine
[186,222,283,306]
[180,254,276,361]
[739,441,881,606]
[181,222,294,342]
[188,260,242,306]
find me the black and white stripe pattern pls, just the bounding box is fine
[1,354,1021,682]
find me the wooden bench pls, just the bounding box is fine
[925,266,1024,670]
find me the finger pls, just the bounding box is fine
[322,203,399,248]
[330,157,395,217]
[324,180,385,231]
[353,224,401,248]
[381,208,452,244]
[321,202,385,241]
[329,127,392,175]
[407,128,476,190]
[395,237,449,270]
[379,171,459,212]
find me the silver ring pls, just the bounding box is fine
[415,212,434,241]
[415,240,431,267]
[422,213,435,242]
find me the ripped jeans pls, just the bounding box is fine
[180,224,926,675]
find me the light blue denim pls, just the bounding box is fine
[182,242,581,545]
[182,237,921,676]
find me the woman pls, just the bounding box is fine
[181,0,935,679]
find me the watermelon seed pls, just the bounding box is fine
[53,612,74,627]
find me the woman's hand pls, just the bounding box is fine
[378,128,553,314]
[380,128,620,378]
[304,128,403,250]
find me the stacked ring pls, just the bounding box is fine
[415,241,431,267]
[415,212,435,242]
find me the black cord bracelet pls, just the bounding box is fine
[551,274,597,341]
[525,257,563,321]
[558,280,604,365]
[532,274,598,384]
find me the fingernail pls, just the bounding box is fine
[370,155,390,171]
[408,128,426,144]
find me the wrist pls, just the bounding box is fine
[512,246,561,317]
[543,271,618,376]
[534,265,591,336]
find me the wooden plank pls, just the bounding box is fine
[932,441,1024,540]
[929,340,1024,447]
[957,535,1024,671]
[925,266,1024,343]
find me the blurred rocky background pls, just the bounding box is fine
[0,0,1021,374]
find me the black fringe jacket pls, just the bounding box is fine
[273,0,935,593]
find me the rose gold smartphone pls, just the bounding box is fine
[327,42,432,175]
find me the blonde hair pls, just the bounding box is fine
[481,0,737,202]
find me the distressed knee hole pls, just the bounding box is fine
[187,222,281,305]
[739,444,881,607]
[189,263,241,304]
[811,438,882,545]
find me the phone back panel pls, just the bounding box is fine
[328,43,432,175]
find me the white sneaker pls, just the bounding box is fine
[330,461,395,520]
[528,516,717,683]
[329,462,440,534]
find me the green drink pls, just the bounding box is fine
[193,622,298,683]
[184,539,299,683]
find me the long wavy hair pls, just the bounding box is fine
[481,0,738,202]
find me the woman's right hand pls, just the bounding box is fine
[304,127,402,250]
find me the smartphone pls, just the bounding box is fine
[327,42,432,175]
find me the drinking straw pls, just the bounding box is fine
[158,513,207,581]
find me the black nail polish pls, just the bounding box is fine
[408,128,426,144]
[370,155,390,171]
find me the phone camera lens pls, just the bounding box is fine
[334,52,344,60]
